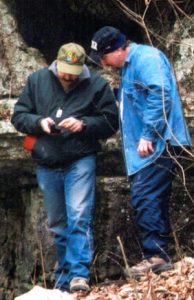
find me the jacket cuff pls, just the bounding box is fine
[141,127,157,142]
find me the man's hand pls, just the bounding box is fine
[39,117,55,134]
[137,138,154,157]
[59,117,85,133]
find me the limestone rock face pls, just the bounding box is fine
[0,0,45,97]
[166,15,194,125]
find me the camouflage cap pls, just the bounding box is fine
[57,43,86,75]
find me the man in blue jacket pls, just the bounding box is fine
[11,43,118,292]
[89,26,192,277]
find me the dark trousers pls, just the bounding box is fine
[130,149,176,261]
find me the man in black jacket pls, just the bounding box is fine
[11,43,118,293]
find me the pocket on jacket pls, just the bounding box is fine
[31,134,95,166]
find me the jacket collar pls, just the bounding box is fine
[125,42,139,64]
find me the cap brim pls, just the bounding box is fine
[88,50,102,65]
[57,61,83,75]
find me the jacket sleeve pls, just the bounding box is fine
[11,74,43,135]
[81,78,119,139]
[137,50,173,142]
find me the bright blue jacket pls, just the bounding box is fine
[119,43,192,176]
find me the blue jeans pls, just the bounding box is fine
[36,155,96,290]
[130,150,176,262]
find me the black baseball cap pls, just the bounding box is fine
[89,26,126,64]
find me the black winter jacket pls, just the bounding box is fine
[11,64,118,167]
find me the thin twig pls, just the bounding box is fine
[37,237,47,288]
[112,0,153,44]
[167,0,194,21]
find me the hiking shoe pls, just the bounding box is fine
[69,277,90,293]
[131,256,172,278]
